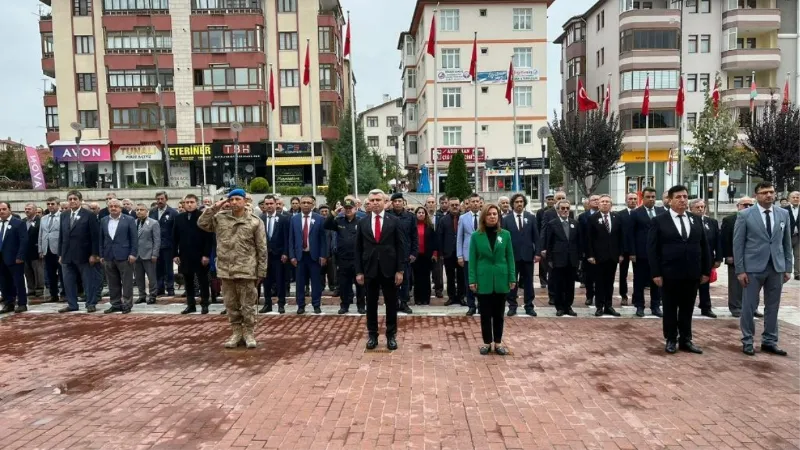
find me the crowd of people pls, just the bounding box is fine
[0,184,796,355]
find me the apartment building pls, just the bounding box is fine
[555,0,799,203]
[39,0,346,189]
[398,0,551,195]
[358,95,403,172]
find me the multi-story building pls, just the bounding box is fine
[38,0,346,189]
[358,95,403,172]
[398,0,551,195]
[555,0,799,203]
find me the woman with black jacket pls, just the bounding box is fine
[412,206,438,305]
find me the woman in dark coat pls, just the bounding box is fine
[412,206,437,305]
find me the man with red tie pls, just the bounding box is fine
[288,195,328,314]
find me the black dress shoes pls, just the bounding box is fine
[565,309,578,317]
[548,298,555,306]
[742,343,755,356]
[387,337,398,351]
[585,298,593,306]
[556,310,564,317]
[401,303,413,314]
[86,305,97,313]
[620,295,629,306]
[731,311,741,318]
[594,309,604,317]
[58,306,78,313]
[479,345,491,355]
[604,307,621,317]
[313,306,322,314]
[14,305,27,313]
[435,290,444,298]
[121,308,131,314]
[459,299,467,306]
[366,337,378,350]
[494,345,509,356]
[357,307,366,315]
[466,307,476,316]
[651,308,664,318]
[146,298,156,305]
[700,309,717,318]
[525,308,537,317]
[259,305,272,314]
[754,311,764,318]
[761,344,787,356]
[506,308,517,317]
[278,305,286,314]
[104,306,123,314]
[220,309,227,315]
[665,340,677,354]
[337,308,348,314]
[297,307,306,315]
[635,308,645,317]
[679,341,703,354]
[0,305,14,314]
[181,306,196,314]
[444,298,455,306]
[201,305,209,315]
[167,290,176,297]
[135,298,147,304]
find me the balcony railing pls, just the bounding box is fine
[44,86,57,95]
[105,47,172,54]
[39,13,52,21]
[191,0,261,14]
[107,85,174,93]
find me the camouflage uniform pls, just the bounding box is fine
[198,207,268,348]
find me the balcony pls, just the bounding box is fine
[618,89,680,111]
[42,55,55,78]
[619,8,681,32]
[723,6,780,33]
[721,48,780,71]
[191,0,262,15]
[621,128,678,153]
[43,86,57,107]
[619,50,679,72]
[721,86,778,108]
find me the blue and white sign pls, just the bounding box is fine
[476,69,540,84]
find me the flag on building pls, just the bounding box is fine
[426,14,436,57]
[712,79,720,112]
[782,78,791,112]
[268,67,275,110]
[603,79,611,115]
[505,60,514,104]
[343,18,351,57]
[676,74,685,117]
[303,42,311,86]
[469,34,477,80]
[641,76,650,116]
[577,79,598,111]
[749,79,758,113]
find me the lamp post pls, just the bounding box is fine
[69,122,84,187]
[155,83,171,187]
[231,122,243,187]
[198,119,207,202]
[537,126,550,207]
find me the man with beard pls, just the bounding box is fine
[325,198,365,314]
[173,194,213,314]
[149,191,178,297]
[457,193,482,316]
[502,193,539,316]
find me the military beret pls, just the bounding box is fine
[228,189,246,198]
[391,192,404,201]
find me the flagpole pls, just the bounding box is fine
[306,39,317,198]
[644,72,650,188]
[432,6,439,200]
[472,31,479,192]
[347,11,358,199]
[269,64,276,195]
[512,56,519,192]
[677,72,684,187]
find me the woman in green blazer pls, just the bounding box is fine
[469,204,516,355]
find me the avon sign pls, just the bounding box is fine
[52,144,112,162]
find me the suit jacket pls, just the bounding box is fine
[647,211,711,280]
[262,212,290,257]
[538,207,573,248]
[24,216,41,261]
[502,211,539,262]
[135,217,160,260]
[785,205,800,237]
[0,217,28,266]
[586,212,625,262]
[416,222,438,257]
[288,212,328,261]
[535,207,550,231]
[99,214,138,261]
[700,216,723,263]
[354,212,406,278]
[149,206,178,249]
[468,229,515,294]
[436,212,459,259]
[59,208,100,264]
[388,209,419,261]
[173,210,213,266]
[543,216,581,268]
[456,210,481,261]
[721,213,737,265]
[577,210,596,255]
[626,206,666,258]
[38,212,61,256]
[733,205,793,274]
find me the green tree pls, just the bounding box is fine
[333,106,383,194]
[445,151,471,201]
[0,146,32,181]
[547,136,564,189]
[248,177,270,193]
[743,97,800,194]
[326,152,349,206]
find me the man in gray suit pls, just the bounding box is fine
[99,199,138,314]
[38,197,61,302]
[733,181,793,357]
[133,203,160,305]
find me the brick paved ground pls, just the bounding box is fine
[1,309,799,450]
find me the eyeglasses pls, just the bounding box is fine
[46,203,55,206]
[741,203,754,208]
[559,207,571,211]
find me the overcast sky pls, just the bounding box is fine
[0,0,592,147]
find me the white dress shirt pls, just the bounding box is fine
[371,211,384,238]
[108,215,121,240]
[757,203,771,231]
[669,209,690,238]
[302,214,311,251]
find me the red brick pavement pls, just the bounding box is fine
[0,315,798,450]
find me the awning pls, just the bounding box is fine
[266,156,322,166]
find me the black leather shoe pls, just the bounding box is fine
[665,341,677,354]
[479,345,491,355]
[313,306,322,314]
[86,305,97,313]
[585,298,593,306]
[331,290,340,298]
[604,307,621,317]
[104,306,123,314]
[387,337,398,351]
[761,344,788,356]
[135,298,146,304]
[635,308,645,317]
[731,311,741,318]
[167,290,175,297]
[743,343,755,356]
[700,309,717,318]
[651,308,664,318]
[14,305,27,313]
[444,298,455,306]
[259,305,272,314]
[0,305,14,314]
[337,308,347,314]
[466,307,476,316]
[366,337,378,350]
[594,309,604,317]
[556,310,564,317]
[121,308,131,314]
[565,309,577,316]
[525,308,537,317]
[278,305,286,314]
[201,305,209,315]
[297,307,305,315]
[679,341,703,354]
[435,291,444,298]
[220,309,227,315]
[459,299,467,306]
[548,298,555,306]
[181,306,196,314]
[146,298,156,305]
[754,311,764,318]
[795,275,800,281]
[506,308,517,317]
[401,303,413,314]
[58,306,78,313]
[357,307,366,315]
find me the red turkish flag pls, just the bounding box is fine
[268,67,275,110]
[343,19,351,57]
[426,15,436,57]
[504,60,514,104]
[603,80,611,115]
[712,79,720,112]
[641,76,650,116]
[782,79,791,112]
[469,34,477,80]
[302,41,310,86]
[676,75,685,117]
[577,79,598,111]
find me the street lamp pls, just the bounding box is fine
[70,121,84,187]
[537,126,550,206]
[198,119,207,202]
[231,121,243,187]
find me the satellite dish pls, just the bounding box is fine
[70,122,84,131]
[231,122,243,133]
[391,124,404,137]
[537,126,550,139]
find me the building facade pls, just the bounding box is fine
[555,0,799,203]
[39,0,347,189]
[359,95,403,174]
[398,0,552,196]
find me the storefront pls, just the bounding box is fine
[167,144,212,188]
[211,141,267,188]
[486,158,550,198]
[431,147,486,192]
[266,142,323,188]
[112,144,164,187]
[50,139,113,188]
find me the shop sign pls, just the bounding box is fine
[170,162,191,187]
[431,147,486,163]
[436,69,472,83]
[52,144,111,162]
[212,142,265,160]
[113,144,162,161]
[275,167,304,186]
[168,144,211,161]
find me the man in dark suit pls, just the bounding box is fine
[785,191,800,280]
[586,195,624,316]
[388,192,418,314]
[58,190,101,313]
[616,193,639,305]
[325,198,365,314]
[97,192,118,219]
[539,191,572,304]
[542,199,580,316]
[149,191,178,296]
[689,199,722,318]
[721,197,755,317]
[22,203,44,298]
[535,194,555,289]
[0,202,29,313]
[261,194,290,314]
[647,185,711,354]
[578,195,600,305]
[288,195,328,314]
[502,193,540,316]
[626,187,665,317]
[173,194,212,314]
[430,195,447,298]
[99,199,138,314]
[437,197,464,306]
[355,189,407,351]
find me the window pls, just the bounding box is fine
[277,0,296,12]
[407,104,416,122]
[73,0,91,16]
[192,28,261,52]
[620,30,679,52]
[700,0,711,13]
[193,0,261,10]
[386,116,398,127]
[514,86,532,107]
[567,57,582,78]
[686,0,698,13]
[730,75,753,89]
[567,92,576,112]
[194,105,262,126]
[320,102,337,126]
[319,64,334,90]
[737,37,757,49]
[440,9,459,31]
[387,136,398,147]
[106,30,172,52]
[738,0,757,7]
[280,69,299,87]
[480,86,488,94]
[112,107,176,129]
[407,68,416,88]
[481,125,488,133]
[367,136,379,147]
[566,22,584,46]
[621,70,679,91]
[79,110,98,128]
[45,106,59,131]
[513,47,532,68]
[687,74,698,92]
[408,135,418,154]
[75,36,94,54]
[76,73,96,92]
[108,69,174,90]
[686,112,697,131]
[620,110,677,130]
[512,8,532,31]
[104,0,169,11]
[596,48,605,67]
[699,73,710,90]
[442,87,461,108]
[688,35,698,53]
[481,47,488,55]
[441,48,460,69]
[193,67,262,90]
[280,106,299,124]
[366,116,378,127]
[278,32,297,50]
[516,124,532,145]
[442,126,461,146]
[479,9,487,17]
[318,27,334,52]
[42,33,54,57]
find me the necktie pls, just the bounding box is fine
[765,210,771,238]
[677,214,688,240]
[374,214,382,242]
[517,214,523,231]
[562,219,570,240]
[267,216,273,239]
[603,214,610,233]
[648,208,654,219]
[302,215,310,249]
[0,220,6,250]
[70,211,77,228]
[453,214,458,232]
[473,213,478,230]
